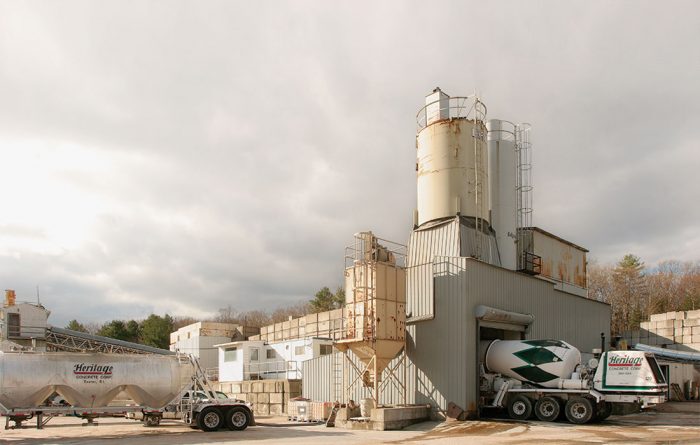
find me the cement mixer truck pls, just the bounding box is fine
[480,340,667,424]
[0,351,254,431]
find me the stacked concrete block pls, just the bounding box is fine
[220,379,302,416]
[623,310,700,351]
[254,309,345,343]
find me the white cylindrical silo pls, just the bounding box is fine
[486,119,518,270]
[416,92,489,227]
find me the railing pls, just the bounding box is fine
[416,95,487,131]
[243,360,302,380]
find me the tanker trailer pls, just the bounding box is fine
[480,339,667,424]
[0,351,254,431]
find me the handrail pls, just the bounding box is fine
[416,95,487,131]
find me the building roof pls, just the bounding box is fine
[519,226,589,252]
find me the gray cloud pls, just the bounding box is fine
[0,1,698,326]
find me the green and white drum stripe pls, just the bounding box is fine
[485,339,581,388]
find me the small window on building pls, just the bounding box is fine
[187,332,191,339]
[250,348,259,361]
[7,313,20,338]
[224,347,238,362]
[294,346,305,356]
[177,335,180,341]
[320,344,333,355]
[266,349,276,359]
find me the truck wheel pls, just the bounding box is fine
[595,402,612,421]
[534,397,560,422]
[226,407,250,431]
[143,415,161,427]
[507,395,533,421]
[197,407,224,431]
[565,397,594,424]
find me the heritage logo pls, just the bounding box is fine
[608,356,643,367]
[73,363,114,379]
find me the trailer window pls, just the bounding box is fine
[250,348,259,361]
[646,356,666,384]
[320,344,333,355]
[266,349,276,359]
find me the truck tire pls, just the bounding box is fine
[507,395,533,421]
[595,402,612,421]
[143,415,161,427]
[534,396,560,422]
[226,407,250,431]
[565,397,594,424]
[197,407,224,431]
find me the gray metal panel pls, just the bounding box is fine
[458,222,501,267]
[302,351,411,405]
[406,218,459,322]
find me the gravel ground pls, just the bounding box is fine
[1,402,698,444]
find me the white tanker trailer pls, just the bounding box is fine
[480,339,667,424]
[0,351,254,432]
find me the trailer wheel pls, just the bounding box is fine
[534,396,560,422]
[143,415,161,427]
[507,395,533,421]
[565,397,594,424]
[197,407,224,431]
[226,407,250,431]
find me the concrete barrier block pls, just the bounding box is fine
[686,309,700,319]
[242,382,251,393]
[650,313,667,322]
[684,318,700,327]
[264,381,276,393]
[231,383,242,394]
[284,380,302,394]
[692,326,700,335]
[252,382,264,393]
[256,403,270,415]
[257,393,270,404]
[656,328,673,337]
[270,393,283,404]
[270,403,283,416]
[247,393,257,403]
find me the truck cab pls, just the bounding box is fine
[592,351,667,406]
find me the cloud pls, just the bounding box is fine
[0,0,698,326]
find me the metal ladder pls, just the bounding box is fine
[491,381,511,408]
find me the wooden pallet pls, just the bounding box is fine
[326,403,340,427]
[670,383,686,401]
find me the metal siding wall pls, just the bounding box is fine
[462,258,610,408]
[302,351,412,405]
[406,219,459,321]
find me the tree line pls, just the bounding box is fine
[65,286,346,349]
[587,255,700,335]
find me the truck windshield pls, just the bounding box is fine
[646,356,666,384]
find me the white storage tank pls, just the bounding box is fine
[416,89,489,227]
[486,119,518,270]
[0,352,193,409]
[485,339,581,388]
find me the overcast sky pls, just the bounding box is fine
[1,1,698,326]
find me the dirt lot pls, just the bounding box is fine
[1,403,698,445]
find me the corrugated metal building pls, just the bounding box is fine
[304,247,610,419]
